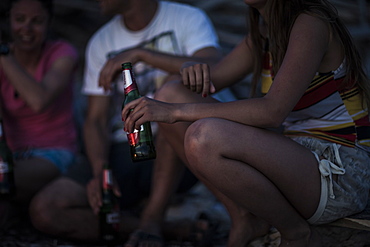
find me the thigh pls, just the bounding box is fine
[14,157,60,202]
[35,177,89,207]
[186,118,321,213]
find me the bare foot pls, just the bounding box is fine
[279,227,322,247]
[227,213,270,247]
[124,217,196,246]
[123,214,163,247]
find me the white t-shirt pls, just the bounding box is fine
[82,1,221,142]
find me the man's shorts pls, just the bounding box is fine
[291,137,370,225]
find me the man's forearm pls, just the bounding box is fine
[83,121,110,177]
[139,47,222,74]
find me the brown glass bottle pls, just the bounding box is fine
[0,120,16,200]
[99,162,120,245]
[122,62,156,162]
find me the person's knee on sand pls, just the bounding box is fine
[29,177,89,237]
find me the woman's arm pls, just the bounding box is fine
[123,14,331,131]
[0,53,77,112]
[180,36,254,96]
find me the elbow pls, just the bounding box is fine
[259,97,289,128]
[267,119,284,129]
[29,100,49,113]
[264,110,287,128]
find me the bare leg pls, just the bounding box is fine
[184,118,322,247]
[0,158,60,231]
[125,81,218,247]
[135,131,185,236]
[31,177,141,241]
[14,158,60,203]
[202,180,271,246]
[31,177,196,243]
[30,177,102,241]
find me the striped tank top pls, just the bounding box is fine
[261,51,370,152]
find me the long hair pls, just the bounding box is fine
[249,0,370,113]
[3,0,54,42]
[9,0,54,18]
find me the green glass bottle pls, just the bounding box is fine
[99,162,120,245]
[121,62,156,162]
[0,120,16,200]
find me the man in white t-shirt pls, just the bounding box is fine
[29,0,234,244]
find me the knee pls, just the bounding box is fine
[29,188,62,232]
[154,80,185,102]
[184,118,217,170]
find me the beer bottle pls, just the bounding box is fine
[121,62,156,162]
[99,162,120,245]
[0,120,16,200]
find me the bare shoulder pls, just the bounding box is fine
[293,13,344,72]
[291,13,330,42]
[285,13,331,68]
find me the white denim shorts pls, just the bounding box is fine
[291,137,370,225]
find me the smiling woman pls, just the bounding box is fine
[9,0,51,52]
[0,0,79,230]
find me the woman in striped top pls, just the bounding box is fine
[122,0,370,246]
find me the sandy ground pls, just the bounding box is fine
[0,182,283,247]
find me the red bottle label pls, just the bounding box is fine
[127,125,145,146]
[127,131,139,146]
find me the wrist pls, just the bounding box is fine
[92,159,107,177]
[137,48,149,63]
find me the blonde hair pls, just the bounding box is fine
[249,0,370,112]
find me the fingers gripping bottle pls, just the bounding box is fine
[99,162,120,245]
[0,120,16,200]
[121,62,156,162]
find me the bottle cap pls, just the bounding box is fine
[122,62,132,69]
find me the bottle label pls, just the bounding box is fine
[102,169,113,190]
[127,125,145,146]
[0,161,9,173]
[123,70,137,94]
[106,211,120,224]
[123,70,132,88]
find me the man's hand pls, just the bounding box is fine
[87,174,122,215]
[98,48,143,92]
[86,176,102,215]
